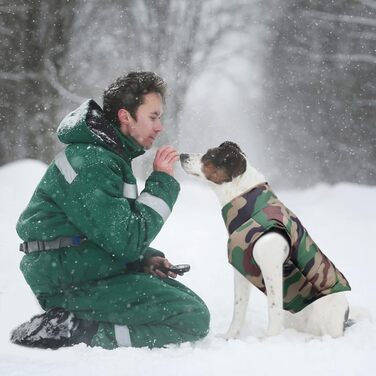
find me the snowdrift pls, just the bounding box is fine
[0,160,375,376]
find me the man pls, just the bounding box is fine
[11,72,210,349]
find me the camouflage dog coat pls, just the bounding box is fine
[221,183,351,313]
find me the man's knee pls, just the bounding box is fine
[198,303,210,338]
[188,299,210,339]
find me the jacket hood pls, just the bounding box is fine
[57,99,145,161]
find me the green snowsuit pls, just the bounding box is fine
[16,99,210,349]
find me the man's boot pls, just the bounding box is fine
[10,307,98,349]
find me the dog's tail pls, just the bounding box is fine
[345,305,373,329]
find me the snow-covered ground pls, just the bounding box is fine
[0,160,375,376]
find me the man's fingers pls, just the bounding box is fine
[156,146,177,160]
[155,269,168,278]
[153,146,179,176]
[168,271,177,279]
[163,259,173,268]
[165,151,180,164]
[160,151,179,166]
[147,259,178,279]
[156,145,171,156]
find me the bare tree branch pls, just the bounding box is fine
[44,59,86,104]
[354,99,376,106]
[358,0,376,10]
[0,5,27,13]
[303,9,376,27]
[348,31,376,40]
[0,71,39,81]
[287,46,376,65]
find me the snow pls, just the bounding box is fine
[0,160,375,376]
[57,100,90,133]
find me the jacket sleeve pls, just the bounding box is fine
[58,158,180,263]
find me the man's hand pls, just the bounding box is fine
[153,146,179,176]
[144,256,177,278]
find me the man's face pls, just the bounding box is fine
[119,92,164,149]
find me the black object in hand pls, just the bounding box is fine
[157,264,191,275]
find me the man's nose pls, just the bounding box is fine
[154,120,163,132]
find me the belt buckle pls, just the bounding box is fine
[71,235,85,246]
[19,242,28,253]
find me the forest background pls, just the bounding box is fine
[1,0,376,188]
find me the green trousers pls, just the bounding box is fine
[20,248,210,349]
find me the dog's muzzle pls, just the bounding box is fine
[180,154,189,163]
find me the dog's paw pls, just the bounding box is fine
[216,330,240,340]
[266,327,283,337]
[266,321,284,337]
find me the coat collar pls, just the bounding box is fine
[221,183,274,235]
[114,127,145,162]
[58,99,145,163]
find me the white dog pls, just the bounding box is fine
[180,141,351,339]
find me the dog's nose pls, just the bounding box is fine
[180,154,189,163]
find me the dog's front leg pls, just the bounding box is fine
[220,269,250,339]
[253,232,289,337]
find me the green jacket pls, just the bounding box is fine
[14,101,211,350]
[222,183,350,313]
[17,99,180,276]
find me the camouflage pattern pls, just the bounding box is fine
[222,183,351,313]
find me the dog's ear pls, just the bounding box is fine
[219,141,242,153]
[227,151,246,179]
[204,141,246,181]
[219,142,246,178]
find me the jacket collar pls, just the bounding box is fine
[221,183,273,235]
[85,101,145,162]
[114,127,145,162]
[58,99,146,163]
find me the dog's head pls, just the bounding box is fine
[180,141,247,184]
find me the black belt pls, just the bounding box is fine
[19,235,86,254]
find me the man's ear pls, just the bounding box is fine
[117,108,132,126]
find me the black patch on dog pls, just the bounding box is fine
[202,141,246,181]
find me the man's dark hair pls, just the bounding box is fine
[103,72,166,126]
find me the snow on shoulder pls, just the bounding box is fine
[57,99,91,133]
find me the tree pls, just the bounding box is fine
[261,0,376,186]
[61,0,256,176]
[65,0,255,145]
[1,0,257,170]
[0,0,78,165]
